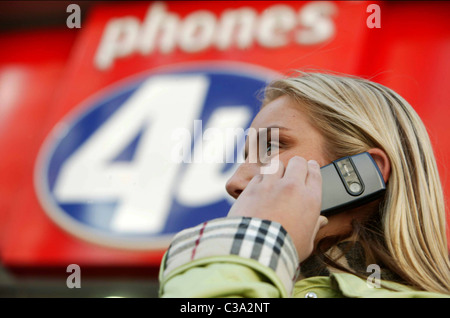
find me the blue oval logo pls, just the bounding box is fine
[35,63,276,249]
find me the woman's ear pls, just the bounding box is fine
[366,148,391,183]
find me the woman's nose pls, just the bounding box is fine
[225,163,259,199]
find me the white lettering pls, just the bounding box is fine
[179,11,216,52]
[94,1,338,70]
[54,75,209,233]
[176,108,251,206]
[95,17,140,70]
[257,5,297,48]
[180,302,214,315]
[215,7,257,50]
[297,2,337,45]
[138,2,179,55]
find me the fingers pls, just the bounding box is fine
[247,156,322,199]
[282,156,322,184]
[283,156,308,183]
[312,216,328,241]
[318,215,328,228]
[305,159,322,191]
[261,157,284,181]
[247,173,263,187]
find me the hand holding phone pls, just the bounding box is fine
[228,156,326,261]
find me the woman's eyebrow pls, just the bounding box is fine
[265,125,291,131]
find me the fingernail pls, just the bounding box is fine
[308,159,319,167]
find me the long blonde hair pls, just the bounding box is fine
[262,71,450,294]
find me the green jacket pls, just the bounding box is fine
[159,217,448,298]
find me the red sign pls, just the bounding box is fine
[1,1,449,269]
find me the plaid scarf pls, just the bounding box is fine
[162,216,300,293]
[162,216,402,295]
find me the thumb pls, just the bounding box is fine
[318,216,328,228]
[312,215,328,239]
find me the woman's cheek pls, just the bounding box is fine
[270,151,291,173]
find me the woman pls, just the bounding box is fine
[159,72,450,297]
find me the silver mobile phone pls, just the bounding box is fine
[320,152,386,216]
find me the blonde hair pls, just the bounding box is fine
[262,71,450,294]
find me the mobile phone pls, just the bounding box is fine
[320,152,386,216]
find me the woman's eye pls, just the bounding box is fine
[266,142,279,156]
